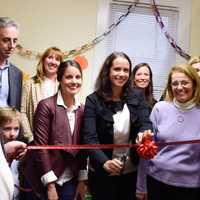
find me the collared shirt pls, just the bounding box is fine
[57,90,80,134]
[112,103,136,174]
[41,91,87,186]
[0,61,9,107]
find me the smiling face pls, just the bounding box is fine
[109,56,130,91]
[171,71,194,103]
[134,66,150,89]
[0,26,19,63]
[43,52,61,77]
[60,65,82,97]
[2,119,19,143]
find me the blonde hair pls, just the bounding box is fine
[165,64,200,105]
[188,56,200,66]
[0,107,21,128]
[34,47,63,83]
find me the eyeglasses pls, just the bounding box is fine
[171,80,192,88]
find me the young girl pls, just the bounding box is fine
[0,107,24,200]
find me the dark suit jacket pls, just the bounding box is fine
[82,90,152,174]
[8,63,23,110]
[22,94,86,198]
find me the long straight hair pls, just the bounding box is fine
[132,63,156,108]
[95,51,133,100]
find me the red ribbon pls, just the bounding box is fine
[27,139,200,151]
[27,144,138,150]
[18,139,200,193]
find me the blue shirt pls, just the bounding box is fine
[0,62,9,107]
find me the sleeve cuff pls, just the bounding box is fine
[41,170,57,186]
[78,169,88,181]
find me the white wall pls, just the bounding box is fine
[191,0,200,55]
[0,0,199,101]
[0,0,98,102]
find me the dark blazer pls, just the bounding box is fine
[82,90,152,174]
[22,94,86,198]
[8,63,23,111]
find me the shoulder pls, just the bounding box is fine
[86,92,103,103]
[37,94,57,109]
[23,77,35,86]
[9,63,22,74]
[151,101,174,115]
[153,101,172,109]
[125,89,145,106]
[23,78,39,93]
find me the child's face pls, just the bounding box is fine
[2,119,20,143]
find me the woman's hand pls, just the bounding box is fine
[75,181,88,200]
[103,158,123,175]
[136,192,147,200]
[136,129,153,144]
[47,183,58,200]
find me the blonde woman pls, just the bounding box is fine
[188,56,200,77]
[138,64,200,200]
[21,47,63,142]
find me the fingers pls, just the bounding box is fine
[103,159,123,175]
[136,129,154,144]
[4,141,27,161]
[15,148,27,160]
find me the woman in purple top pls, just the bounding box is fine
[146,64,200,200]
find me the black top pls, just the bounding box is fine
[81,89,152,174]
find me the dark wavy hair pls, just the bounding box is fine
[95,51,133,100]
[132,63,156,108]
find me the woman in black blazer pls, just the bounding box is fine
[82,52,152,200]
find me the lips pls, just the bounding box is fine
[5,51,12,55]
[68,84,80,90]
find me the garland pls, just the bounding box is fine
[15,1,138,60]
[15,0,190,61]
[151,0,191,60]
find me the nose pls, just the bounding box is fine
[9,129,16,138]
[119,70,125,76]
[51,58,59,65]
[177,83,183,89]
[71,77,77,83]
[8,40,15,49]
[140,74,146,80]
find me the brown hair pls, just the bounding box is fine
[0,107,21,128]
[34,47,63,83]
[95,51,133,100]
[132,62,156,108]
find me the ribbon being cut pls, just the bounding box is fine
[27,138,157,158]
[27,138,200,159]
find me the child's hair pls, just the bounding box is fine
[0,108,28,143]
[0,107,21,128]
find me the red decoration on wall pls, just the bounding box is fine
[74,55,88,70]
